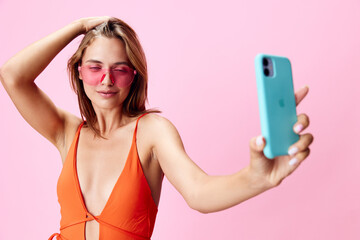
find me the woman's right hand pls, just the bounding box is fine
[75,16,112,34]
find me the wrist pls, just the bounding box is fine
[243,165,275,192]
[71,19,86,35]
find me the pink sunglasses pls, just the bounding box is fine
[78,65,137,88]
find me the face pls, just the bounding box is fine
[79,36,135,110]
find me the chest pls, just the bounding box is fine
[75,127,152,215]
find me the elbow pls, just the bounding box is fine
[0,67,6,87]
[0,64,8,78]
[0,65,10,87]
[195,208,211,214]
[188,201,212,214]
[184,173,216,214]
[185,189,212,214]
[187,200,211,214]
[0,65,22,89]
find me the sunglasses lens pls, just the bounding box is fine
[111,66,135,87]
[80,65,135,87]
[80,66,103,86]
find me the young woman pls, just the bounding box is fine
[0,17,313,240]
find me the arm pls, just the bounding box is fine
[151,116,270,213]
[152,86,313,213]
[0,17,109,149]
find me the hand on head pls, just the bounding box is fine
[75,16,112,34]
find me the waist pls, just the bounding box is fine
[49,217,154,240]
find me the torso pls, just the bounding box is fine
[59,113,163,240]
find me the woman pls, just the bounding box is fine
[0,17,313,240]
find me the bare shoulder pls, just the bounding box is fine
[140,113,177,133]
[139,112,182,147]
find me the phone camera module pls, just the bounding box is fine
[262,57,274,77]
[262,58,269,67]
[264,68,270,76]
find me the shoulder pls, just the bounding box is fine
[138,112,182,146]
[139,112,177,133]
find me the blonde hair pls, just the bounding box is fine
[68,18,160,137]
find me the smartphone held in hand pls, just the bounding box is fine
[255,54,299,159]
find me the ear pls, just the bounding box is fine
[78,66,83,80]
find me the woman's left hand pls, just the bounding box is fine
[248,85,314,188]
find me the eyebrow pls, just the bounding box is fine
[85,59,130,66]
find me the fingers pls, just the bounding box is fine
[249,135,267,160]
[295,85,309,106]
[289,111,313,158]
[80,16,112,33]
[293,113,310,134]
[288,148,310,172]
[288,133,314,159]
[87,16,111,31]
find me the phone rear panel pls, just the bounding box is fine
[255,54,299,159]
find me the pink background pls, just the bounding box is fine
[1,0,359,239]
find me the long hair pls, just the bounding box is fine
[68,18,160,137]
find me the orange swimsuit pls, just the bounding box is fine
[49,113,158,240]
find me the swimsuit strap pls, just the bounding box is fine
[133,112,150,138]
[80,113,148,138]
[77,121,85,134]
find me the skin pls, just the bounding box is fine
[0,17,313,240]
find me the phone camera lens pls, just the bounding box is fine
[264,68,270,76]
[262,58,269,67]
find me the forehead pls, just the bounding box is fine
[82,36,129,64]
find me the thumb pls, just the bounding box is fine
[250,135,266,160]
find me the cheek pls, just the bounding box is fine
[83,84,95,99]
[121,87,132,98]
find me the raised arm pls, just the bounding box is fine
[0,17,109,149]
[151,86,313,213]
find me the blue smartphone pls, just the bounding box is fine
[255,54,299,159]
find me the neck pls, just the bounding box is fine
[93,105,129,137]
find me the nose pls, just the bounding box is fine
[100,71,114,86]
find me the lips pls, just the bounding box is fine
[98,91,117,94]
[97,90,118,98]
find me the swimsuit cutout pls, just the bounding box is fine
[49,113,158,240]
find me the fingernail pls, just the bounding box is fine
[289,157,298,166]
[256,136,264,146]
[300,85,309,91]
[288,146,298,156]
[294,124,303,133]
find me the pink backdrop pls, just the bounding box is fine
[1,0,359,239]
